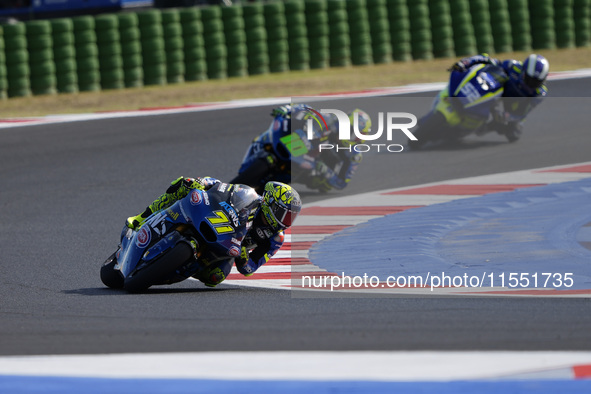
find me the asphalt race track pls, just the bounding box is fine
[1,78,590,356]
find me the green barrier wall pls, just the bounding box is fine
[223,5,248,77]
[327,0,351,67]
[1,0,591,98]
[306,0,330,69]
[51,18,78,93]
[95,14,124,90]
[387,0,412,61]
[163,9,185,83]
[265,2,289,72]
[244,3,270,75]
[118,13,143,88]
[368,0,392,64]
[180,7,207,81]
[285,0,309,71]
[0,26,7,99]
[73,16,100,93]
[574,0,591,47]
[138,10,167,85]
[5,22,31,98]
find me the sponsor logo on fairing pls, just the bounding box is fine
[220,201,240,227]
[190,190,202,205]
[136,227,151,248]
[228,245,241,257]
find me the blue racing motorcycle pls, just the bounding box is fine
[408,63,523,150]
[231,109,320,193]
[100,182,260,293]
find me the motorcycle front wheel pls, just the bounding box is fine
[100,252,124,289]
[123,242,193,293]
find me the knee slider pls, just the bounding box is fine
[204,267,226,287]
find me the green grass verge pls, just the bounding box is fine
[1,47,590,118]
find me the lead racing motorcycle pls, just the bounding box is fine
[408,62,535,150]
[100,182,259,293]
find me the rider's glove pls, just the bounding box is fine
[167,176,211,193]
[315,161,330,176]
[309,176,332,193]
[448,54,499,72]
[449,60,468,73]
[196,176,219,190]
[310,162,334,192]
[235,247,254,276]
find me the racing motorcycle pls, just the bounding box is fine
[408,63,523,150]
[100,182,259,293]
[230,109,331,193]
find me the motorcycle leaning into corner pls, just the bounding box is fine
[230,109,306,193]
[100,182,260,293]
[408,59,544,150]
[231,104,366,193]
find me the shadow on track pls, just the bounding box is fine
[407,139,509,152]
[63,286,241,296]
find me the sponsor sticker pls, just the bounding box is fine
[228,245,241,257]
[136,227,151,248]
[190,190,202,205]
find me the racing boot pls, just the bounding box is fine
[126,208,152,230]
[126,177,206,230]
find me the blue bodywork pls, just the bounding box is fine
[432,64,508,132]
[236,114,316,188]
[115,183,259,286]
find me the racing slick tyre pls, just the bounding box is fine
[407,111,447,150]
[123,242,193,293]
[230,157,273,194]
[503,122,522,143]
[100,252,124,289]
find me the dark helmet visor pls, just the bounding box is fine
[271,203,296,228]
[523,73,543,90]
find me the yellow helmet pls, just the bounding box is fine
[260,181,302,231]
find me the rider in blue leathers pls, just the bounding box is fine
[271,104,371,192]
[126,176,301,287]
[450,53,549,140]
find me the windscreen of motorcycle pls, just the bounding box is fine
[229,185,261,225]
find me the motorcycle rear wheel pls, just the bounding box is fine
[123,242,193,293]
[407,111,448,150]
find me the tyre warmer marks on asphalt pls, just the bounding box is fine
[222,161,591,296]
